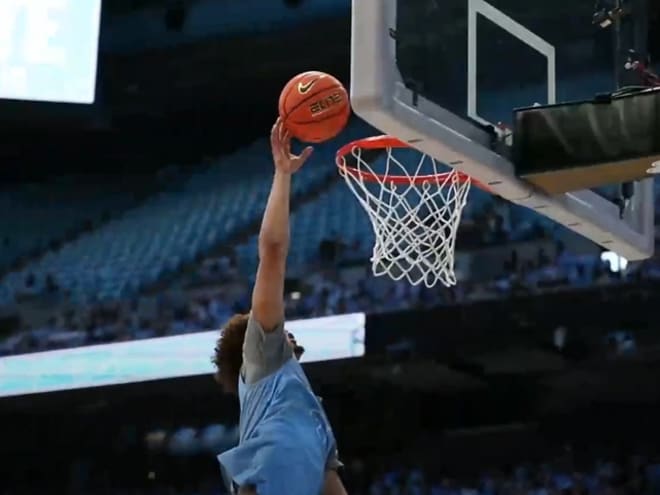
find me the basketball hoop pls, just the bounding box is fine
[336,136,486,288]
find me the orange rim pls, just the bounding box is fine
[336,135,487,189]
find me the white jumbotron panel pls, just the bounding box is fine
[350,0,654,261]
[0,313,366,398]
[0,0,102,104]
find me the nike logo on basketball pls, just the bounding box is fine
[298,80,317,94]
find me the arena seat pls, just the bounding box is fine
[0,180,137,272]
[0,130,353,304]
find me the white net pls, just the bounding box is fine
[337,140,473,288]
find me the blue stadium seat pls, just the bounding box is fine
[0,180,136,272]
[0,128,354,303]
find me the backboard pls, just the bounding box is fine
[350,0,655,260]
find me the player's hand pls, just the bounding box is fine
[270,118,313,175]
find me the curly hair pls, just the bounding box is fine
[212,313,249,395]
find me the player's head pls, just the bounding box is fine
[212,313,305,395]
[212,313,248,394]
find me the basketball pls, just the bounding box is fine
[278,71,350,144]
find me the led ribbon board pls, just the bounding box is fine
[0,313,366,397]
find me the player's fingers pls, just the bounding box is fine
[278,120,287,144]
[298,146,313,164]
[274,125,288,163]
[283,130,292,155]
[278,125,291,163]
[270,122,279,154]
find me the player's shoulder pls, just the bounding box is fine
[242,314,293,384]
[245,311,285,337]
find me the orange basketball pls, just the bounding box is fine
[278,71,350,144]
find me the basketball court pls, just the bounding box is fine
[339,0,658,287]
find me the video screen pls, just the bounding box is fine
[0,0,102,104]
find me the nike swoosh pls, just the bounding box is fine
[298,79,318,94]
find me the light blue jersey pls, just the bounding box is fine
[218,316,340,495]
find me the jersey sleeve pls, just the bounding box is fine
[326,448,344,471]
[242,313,293,384]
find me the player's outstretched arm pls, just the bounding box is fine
[251,119,313,332]
[323,470,349,495]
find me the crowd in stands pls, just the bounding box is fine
[1,168,659,357]
[123,417,660,495]
[10,448,658,495]
[346,454,660,495]
[1,122,660,356]
[2,221,656,357]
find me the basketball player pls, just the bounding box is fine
[212,118,348,495]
